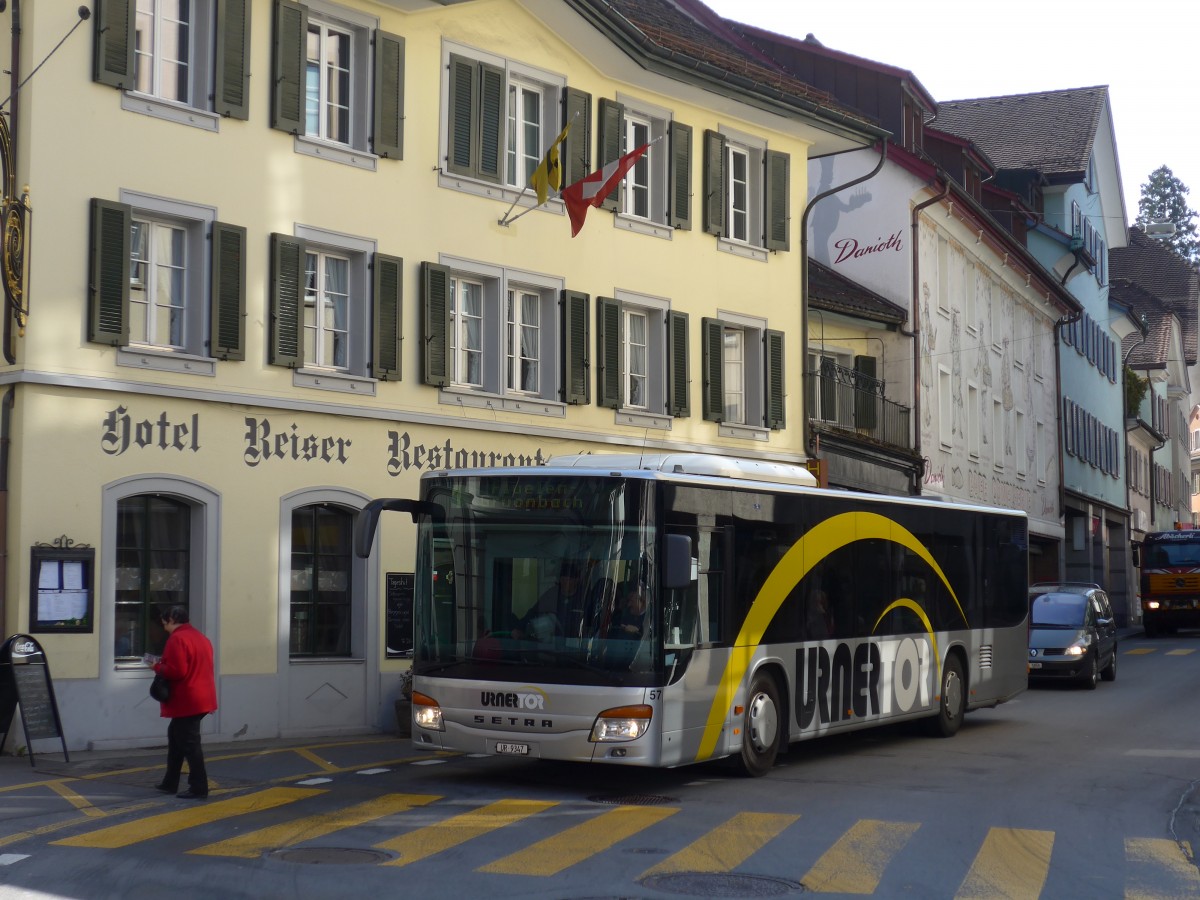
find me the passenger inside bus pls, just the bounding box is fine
[607,582,650,667]
[512,560,588,641]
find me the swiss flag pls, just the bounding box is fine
[560,143,651,237]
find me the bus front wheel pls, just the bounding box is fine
[922,655,965,738]
[738,671,781,777]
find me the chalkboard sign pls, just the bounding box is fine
[0,634,69,766]
[386,572,414,658]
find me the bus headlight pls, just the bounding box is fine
[412,691,444,731]
[1145,600,1160,610]
[590,705,652,743]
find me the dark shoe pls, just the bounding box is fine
[154,783,177,793]
[176,789,208,800]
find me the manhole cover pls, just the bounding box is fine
[588,793,676,805]
[270,847,390,865]
[641,873,802,897]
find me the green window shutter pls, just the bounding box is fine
[667,310,690,417]
[93,0,135,89]
[215,0,251,119]
[269,233,305,367]
[765,149,790,252]
[819,357,837,423]
[373,253,403,380]
[853,354,878,430]
[447,54,477,176]
[701,317,724,422]
[597,99,624,212]
[561,290,590,405]
[372,31,405,159]
[562,87,592,187]
[596,297,622,409]
[477,62,506,182]
[271,0,306,135]
[88,198,131,346]
[210,222,247,361]
[421,261,450,386]
[765,329,785,430]
[702,130,727,236]
[668,121,693,231]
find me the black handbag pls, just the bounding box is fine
[150,673,171,702]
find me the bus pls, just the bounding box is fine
[1138,529,1200,636]
[356,453,1029,776]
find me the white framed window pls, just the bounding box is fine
[727,144,751,245]
[723,326,746,424]
[430,256,562,407]
[939,366,952,447]
[444,43,564,199]
[135,0,194,105]
[625,308,649,409]
[993,398,1005,470]
[623,112,654,220]
[1036,421,1046,484]
[702,126,787,256]
[597,292,686,423]
[303,250,352,371]
[306,19,352,144]
[967,383,980,457]
[703,312,782,434]
[129,218,187,350]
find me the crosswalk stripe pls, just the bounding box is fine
[479,804,678,876]
[378,798,557,867]
[640,811,799,877]
[955,827,1054,899]
[1125,837,1200,899]
[50,787,324,849]
[189,793,440,858]
[1165,649,1195,656]
[1125,649,1155,655]
[800,819,919,894]
[44,781,106,818]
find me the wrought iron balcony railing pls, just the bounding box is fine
[805,362,913,452]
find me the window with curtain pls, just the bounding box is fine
[506,289,540,394]
[290,505,353,657]
[303,250,351,370]
[114,495,190,661]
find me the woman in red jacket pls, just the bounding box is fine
[148,605,217,799]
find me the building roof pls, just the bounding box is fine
[808,261,908,325]
[1111,228,1200,364]
[1111,279,1173,369]
[934,86,1109,180]
[568,0,886,139]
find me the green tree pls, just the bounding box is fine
[1135,165,1199,263]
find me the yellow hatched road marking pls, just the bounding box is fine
[50,787,323,849]
[1165,649,1195,656]
[480,804,678,876]
[378,798,556,867]
[44,781,105,818]
[955,827,1054,899]
[1125,648,1156,655]
[801,819,919,894]
[1125,837,1200,899]
[641,811,799,877]
[190,793,439,858]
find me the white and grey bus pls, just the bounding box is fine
[356,454,1029,776]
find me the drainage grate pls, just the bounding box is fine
[270,847,391,865]
[641,873,802,897]
[588,793,676,805]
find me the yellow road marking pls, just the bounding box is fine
[801,819,919,894]
[1125,648,1155,655]
[378,799,556,867]
[955,827,1054,899]
[480,804,678,876]
[641,811,798,877]
[51,787,323,849]
[0,801,160,848]
[293,748,341,772]
[190,793,439,858]
[1166,649,1195,656]
[1125,837,1200,899]
[44,781,106,818]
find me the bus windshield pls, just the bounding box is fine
[414,474,663,686]
[1144,536,1200,568]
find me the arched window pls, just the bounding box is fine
[114,495,191,660]
[290,504,354,657]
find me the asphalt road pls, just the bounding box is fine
[2,629,1199,899]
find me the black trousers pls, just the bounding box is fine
[163,713,208,794]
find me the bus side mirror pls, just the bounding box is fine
[1131,547,1140,567]
[664,534,693,589]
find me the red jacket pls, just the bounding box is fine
[154,622,217,718]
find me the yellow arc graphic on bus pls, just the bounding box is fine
[696,511,965,762]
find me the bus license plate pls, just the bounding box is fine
[495,742,529,756]
[1028,662,1042,669]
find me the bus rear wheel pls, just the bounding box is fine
[738,671,781,777]
[922,655,965,738]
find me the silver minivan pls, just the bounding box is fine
[1027,588,1118,689]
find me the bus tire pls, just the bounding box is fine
[738,671,781,777]
[923,654,965,738]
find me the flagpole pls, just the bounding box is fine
[497,186,533,227]
[498,113,579,227]
[501,188,562,226]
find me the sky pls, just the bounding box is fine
[702,0,1199,224]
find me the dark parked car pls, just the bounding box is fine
[1028,589,1118,689]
